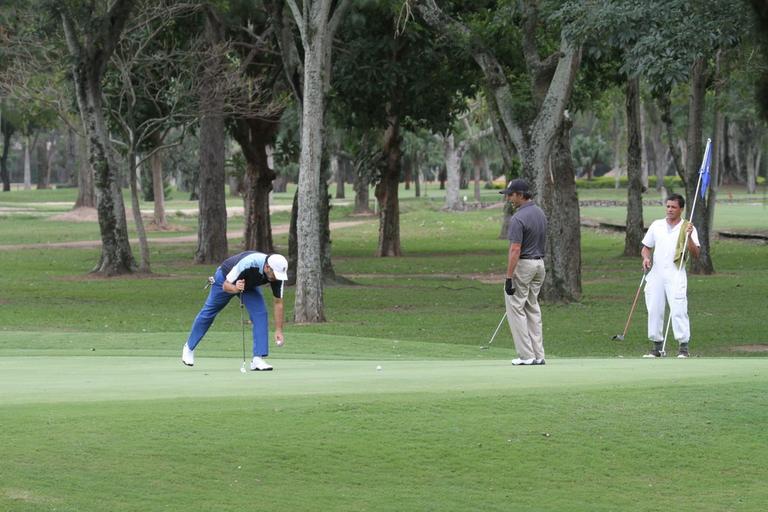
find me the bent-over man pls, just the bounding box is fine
[182,251,288,370]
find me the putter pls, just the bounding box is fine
[612,271,647,341]
[239,293,248,373]
[480,312,507,350]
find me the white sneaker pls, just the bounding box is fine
[511,358,535,366]
[182,343,194,366]
[250,356,273,371]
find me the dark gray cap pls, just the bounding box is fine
[499,178,530,195]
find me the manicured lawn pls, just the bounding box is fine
[0,187,766,511]
[1,353,767,511]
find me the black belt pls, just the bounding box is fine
[520,256,542,260]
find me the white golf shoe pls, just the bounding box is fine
[511,358,535,366]
[182,343,195,366]
[250,356,273,371]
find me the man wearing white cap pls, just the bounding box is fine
[182,251,288,370]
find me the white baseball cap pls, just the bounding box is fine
[266,254,288,281]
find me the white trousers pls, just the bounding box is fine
[644,267,690,343]
[504,259,546,360]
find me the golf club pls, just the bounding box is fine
[612,271,647,341]
[480,312,507,350]
[239,293,247,374]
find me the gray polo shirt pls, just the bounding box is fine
[507,201,547,259]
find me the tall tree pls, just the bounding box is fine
[0,4,92,201]
[562,0,755,274]
[195,5,228,264]
[57,0,138,275]
[333,0,476,256]
[624,76,644,256]
[226,2,289,253]
[270,0,351,322]
[0,104,16,192]
[106,2,210,271]
[555,3,650,257]
[413,0,583,301]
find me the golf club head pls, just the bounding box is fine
[479,345,489,350]
[612,334,625,341]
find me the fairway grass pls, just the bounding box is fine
[2,188,766,511]
[2,349,767,511]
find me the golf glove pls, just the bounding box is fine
[504,278,515,296]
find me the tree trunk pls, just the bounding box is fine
[64,125,76,186]
[319,163,344,283]
[739,121,762,194]
[414,166,421,198]
[44,134,56,189]
[295,26,328,322]
[472,154,483,203]
[287,190,298,286]
[287,0,353,321]
[375,113,402,256]
[638,96,649,190]
[149,138,167,229]
[79,75,136,275]
[443,133,464,210]
[714,115,726,191]
[624,76,644,257]
[723,119,739,185]
[1,120,13,192]
[746,139,760,194]
[231,118,278,252]
[612,111,623,189]
[35,136,47,189]
[128,150,151,273]
[60,0,136,275]
[686,57,714,275]
[644,98,667,194]
[403,153,412,191]
[74,131,96,208]
[195,9,228,264]
[23,134,31,190]
[332,152,345,199]
[540,119,581,302]
[658,92,685,183]
[353,168,371,214]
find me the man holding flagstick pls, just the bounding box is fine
[640,194,700,358]
[640,139,711,358]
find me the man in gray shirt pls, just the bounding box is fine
[500,179,548,365]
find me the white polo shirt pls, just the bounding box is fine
[642,219,700,271]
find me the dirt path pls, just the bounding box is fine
[0,220,371,251]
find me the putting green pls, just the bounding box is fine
[1,355,764,405]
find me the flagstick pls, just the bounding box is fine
[660,138,710,356]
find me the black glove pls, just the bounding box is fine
[505,278,515,296]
